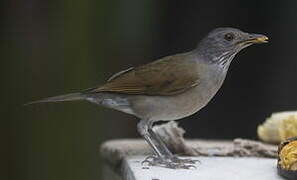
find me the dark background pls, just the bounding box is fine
[3,0,297,180]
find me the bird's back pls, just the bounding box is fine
[86,52,227,121]
[87,52,201,96]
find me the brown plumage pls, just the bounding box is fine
[88,53,200,96]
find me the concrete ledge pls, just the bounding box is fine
[100,122,279,180]
[100,139,279,180]
[123,156,282,180]
[100,138,277,166]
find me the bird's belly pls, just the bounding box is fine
[129,82,221,121]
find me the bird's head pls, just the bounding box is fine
[196,27,268,67]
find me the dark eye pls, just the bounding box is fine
[224,33,234,41]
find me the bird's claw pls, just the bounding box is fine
[144,155,156,161]
[165,163,197,169]
[141,155,198,169]
[170,156,201,164]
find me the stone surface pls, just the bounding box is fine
[100,139,277,168]
[123,156,282,180]
[100,122,279,180]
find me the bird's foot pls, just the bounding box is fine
[141,155,197,169]
[170,155,200,164]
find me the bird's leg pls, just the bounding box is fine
[137,120,196,169]
[137,120,163,158]
[147,128,173,157]
[148,126,198,164]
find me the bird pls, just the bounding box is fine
[27,27,268,169]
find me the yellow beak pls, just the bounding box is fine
[252,36,269,43]
[238,34,269,45]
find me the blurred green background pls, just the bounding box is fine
[4,0,297,180]
[4,1,157,179]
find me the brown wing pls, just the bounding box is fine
[89,53,200,96]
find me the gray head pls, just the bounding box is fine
[195,27,268,67]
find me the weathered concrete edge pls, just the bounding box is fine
[100,122,278,179]
[100,138,278,169]
[100,139,152,174]
[121,158,136,180]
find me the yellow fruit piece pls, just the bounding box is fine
[258,111,297,143]
[280,116,297,141]
[279,141,297,170]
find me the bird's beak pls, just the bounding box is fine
[238,34,269,45]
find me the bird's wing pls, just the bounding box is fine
[88,53,200,96]
[107,67,134,82]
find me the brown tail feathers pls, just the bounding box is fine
[25,92,85,105]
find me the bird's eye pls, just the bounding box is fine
[224,33,234,41]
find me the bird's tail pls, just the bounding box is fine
[25,92,85,105]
